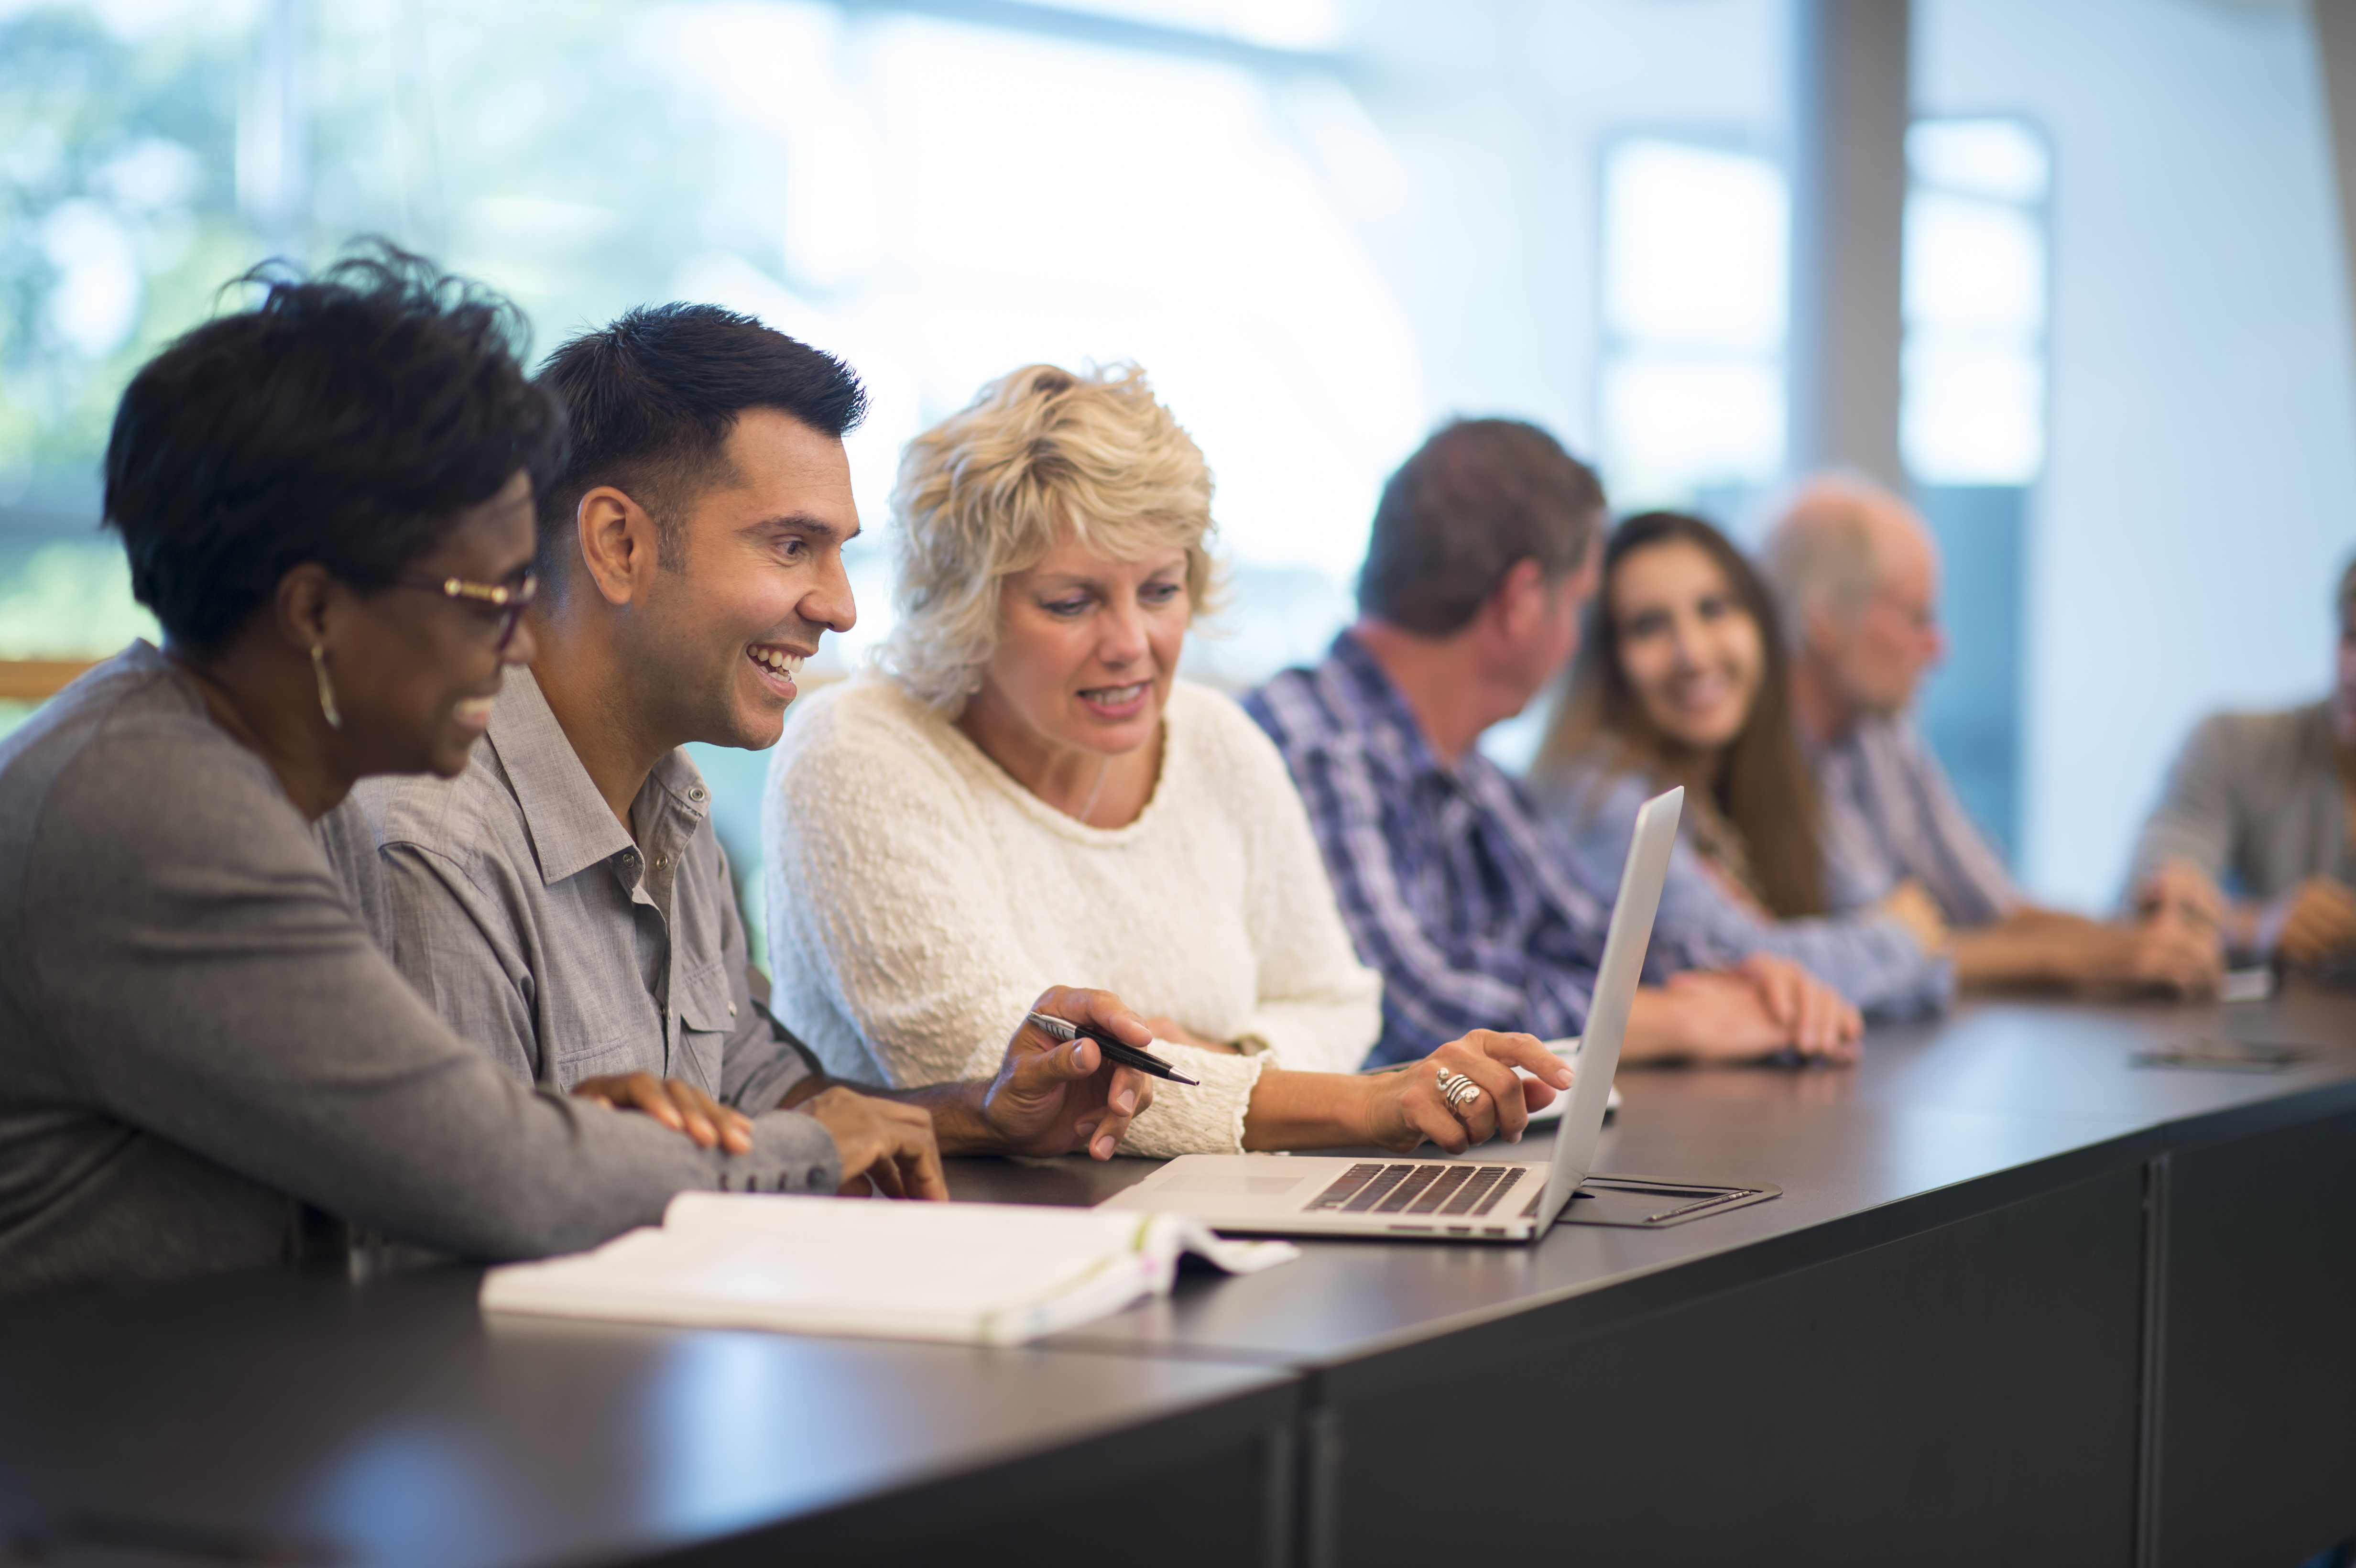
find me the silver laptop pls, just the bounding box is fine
[1099,786,1683,1242]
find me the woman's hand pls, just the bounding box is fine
[1628,963,1860,1066]
[1729,955,1863,1061]
[1876,879,1950,955]
[571,1072,753,1154]
[795,1086,949,1199]
[1356,1031,1573,1155]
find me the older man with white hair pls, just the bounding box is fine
[1761,475,2221,996]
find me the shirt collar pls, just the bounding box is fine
[485,666,711,887]
[1326,628,1451,784]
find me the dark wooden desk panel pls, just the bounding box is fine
[1327,1165,2148,1567]
[949,991,2356,1565]
[2150,1104,2356,1568]
[3,995,2346,1568]
[974,1092,2134,1370]
[0,1265,1299,1568]
[951,993,2356,1373]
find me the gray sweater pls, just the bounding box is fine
[2127,700,2354,909]
[0,643,840,1299]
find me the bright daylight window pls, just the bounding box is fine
[0,0,1421,701]
[0,0,1425,957]
[1595,136,1789,513]
[1899,116,2049,864]
[1901,118,2050,485]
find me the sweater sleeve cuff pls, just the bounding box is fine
[1114,1046,1268,1157]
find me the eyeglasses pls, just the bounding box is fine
[390,568,538,651]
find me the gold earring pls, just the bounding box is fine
[310,643,342,730]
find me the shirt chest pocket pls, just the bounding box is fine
[672,958,738,1097]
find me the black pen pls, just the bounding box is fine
[1024,1011,1200,1086]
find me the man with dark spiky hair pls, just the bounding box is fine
[321,305,1156,1174]
[1,251,890,1297]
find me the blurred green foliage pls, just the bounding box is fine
[0,0,800,656]
[0,6,255,512]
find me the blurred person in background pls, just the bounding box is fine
[2126,554,2356,969]
[1248,421,1862,1069]
[1762,474,2222,996]
[1531,511,1951,1020]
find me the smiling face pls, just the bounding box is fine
[330,468,538,778]
[626,407,859,751]
[1610,536,1765,755]
[965,533,1191,768]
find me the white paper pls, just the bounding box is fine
[2219,966,2276,1004]
[480,1194,1298,1346]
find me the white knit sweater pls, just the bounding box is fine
[760,674,1383,1156]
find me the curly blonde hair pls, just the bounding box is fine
[881,362,1220,713]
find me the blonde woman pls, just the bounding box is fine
[763,365,1569,1158]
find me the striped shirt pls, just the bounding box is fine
[1539,757,1953,1020]
[1809,713,2021,929]
[1245,632,1717,1065]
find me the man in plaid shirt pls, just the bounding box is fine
[1247,420,1861,1067]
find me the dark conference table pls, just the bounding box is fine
[2,988,2351,1568]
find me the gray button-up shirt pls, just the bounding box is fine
[321,666,812,1112]
[0,644,840,1300]
[2127,700,2355,909]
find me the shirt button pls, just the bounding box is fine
[729,1002,738,1018]
[687,786,708,803]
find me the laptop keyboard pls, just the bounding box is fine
[1304,1162,1526,1217]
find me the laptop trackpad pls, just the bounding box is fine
[1160,1174,1314,1197]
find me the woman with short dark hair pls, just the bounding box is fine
[0,247,857,1298]
[1530,511,1952,1020]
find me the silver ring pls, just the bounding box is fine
[1434,1068,1482,1110]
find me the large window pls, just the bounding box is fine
[1595,135,1789,514]
[0,3,1421,673]
[1582,117,2049,859]
[1902,118,2050,487]
[1904,116,2050,862]
[0,0,1439,952]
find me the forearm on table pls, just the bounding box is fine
[779,1071,1005,1156]
[1240,1068,1374,1151]
[1622,987,1695,1062]
[218,1059,841,1258]
[1948,919,2094,987]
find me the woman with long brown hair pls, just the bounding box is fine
[1530,511,1952,1019]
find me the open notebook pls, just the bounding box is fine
[480,1192,1298,1346]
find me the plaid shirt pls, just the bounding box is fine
[1246,632,1717,1065]
[1810,712,2021,929]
